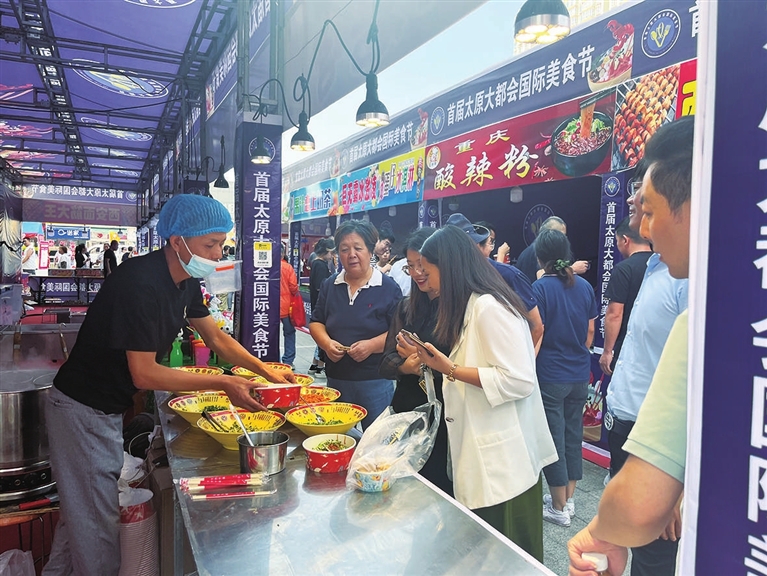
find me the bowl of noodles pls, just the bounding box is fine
[551,110,613,177]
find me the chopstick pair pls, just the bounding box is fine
[178,473,267,492]
[188,488,274,501]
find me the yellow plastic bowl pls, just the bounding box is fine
[292,373,315,385]
[264,362,293,372]
[168,393,231,427]
[231,366,258,377]
[298,386,341,405]
[285,403,367,436]
[196,410,286,450]
[174,366,224,375]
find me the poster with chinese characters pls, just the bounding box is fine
[235,121,282,360]
[290,178,338,222]
[688,1,767,574]
[424,94,615,199]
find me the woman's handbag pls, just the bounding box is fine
[289,292,306,328]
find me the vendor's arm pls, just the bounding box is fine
[126,351,266,412]
[190,315,294,383]
[528,305,544,350]
[588,454,683,547]
[585,317,595,350]
[599,302,623,375]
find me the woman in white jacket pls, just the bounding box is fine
[413,225,557,562]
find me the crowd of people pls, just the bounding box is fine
[287,116,693,574]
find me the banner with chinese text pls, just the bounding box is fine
[425,94,615,199]
[235,121,282,360]
[689,1,767,574]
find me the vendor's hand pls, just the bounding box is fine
[324,339,347,362]
[222,376,267,412]
[495,242,510,262]
[660,501,682,541]
[400,353,422,376]
[261,367,295,384]
[572,260,590,275]
[415,341,452,375]
[599,350,614,376]
[395,333,418,358]
[567,526,628,576]
[348,339,375,363]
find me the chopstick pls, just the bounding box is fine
[179,473,267,491]
[579,88,614,109]
[189,489,273,501]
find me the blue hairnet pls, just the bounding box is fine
[156,194,233,238]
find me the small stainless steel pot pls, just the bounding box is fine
[238,431,289,476]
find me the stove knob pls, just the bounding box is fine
[39,471,49,482]
[13,478,22,487]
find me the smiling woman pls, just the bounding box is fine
[309,220,403,429]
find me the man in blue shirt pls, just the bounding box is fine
[602,162,688,575]
[446,213,543,347]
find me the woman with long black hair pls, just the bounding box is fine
[412,225,556,561]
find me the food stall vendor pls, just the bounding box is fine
[42,194,294,576]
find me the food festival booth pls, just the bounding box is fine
[284,0,697,461]
[0,0,764,574]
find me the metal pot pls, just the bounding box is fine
[0,370,57,501]
[238,431,289,476]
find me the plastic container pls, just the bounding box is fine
[193,344,210,366]
[169,340,183,368]
[581,552,609,575]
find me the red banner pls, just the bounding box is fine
[424,93,615,199]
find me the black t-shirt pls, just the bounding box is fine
[103,248,118,276]
[604,250,653,363]
[516,243,539,284]
[309,258,331,308]
[55,249,209,414]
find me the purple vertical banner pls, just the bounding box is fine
[584,172,629,449]
[691,2,767,573]
[235,121,282,360]
[289,220,302,279]
[417,200,439,229]
[595,173,629,350]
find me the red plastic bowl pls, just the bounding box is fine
[302,434,357,474]
[250,384,302,409]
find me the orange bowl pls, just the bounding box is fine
[250,384,302,409]
[302,434,356,474]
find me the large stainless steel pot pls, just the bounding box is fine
[0,369,57,501]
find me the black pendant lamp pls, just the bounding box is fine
[250,135,271,164]
[514,0,571,45]
[290,111,315,151]
[356,73,389,128]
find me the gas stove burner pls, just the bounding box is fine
[0,461,56,503]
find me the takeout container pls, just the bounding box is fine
[168,393,231,427]
[285,403,367,436]
[302,434,356,474]
[239,431,290,474]
[551,111,613,177]
[250,383,302,409]
[298,386,341,405]
[351,464,396,493]
[197,410,285,450]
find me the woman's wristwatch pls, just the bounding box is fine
[445,364,459,382]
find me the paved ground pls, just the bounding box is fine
[288,329,622,575]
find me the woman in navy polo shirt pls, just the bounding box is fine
[309,220,402,429]
[532,229,598,528]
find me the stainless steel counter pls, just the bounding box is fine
[157,393,555,576]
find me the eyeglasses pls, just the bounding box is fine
[628,180,642,199]
[402,263,424,276]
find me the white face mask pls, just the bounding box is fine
[176,237,220,278]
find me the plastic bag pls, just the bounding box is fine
[346,368,441,491]
[289,292,306,327]
[0,550,34,576]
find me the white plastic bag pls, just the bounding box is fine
[346,368,441,491]
[0,550,34,576]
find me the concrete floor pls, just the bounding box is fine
[287,328,625,576]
